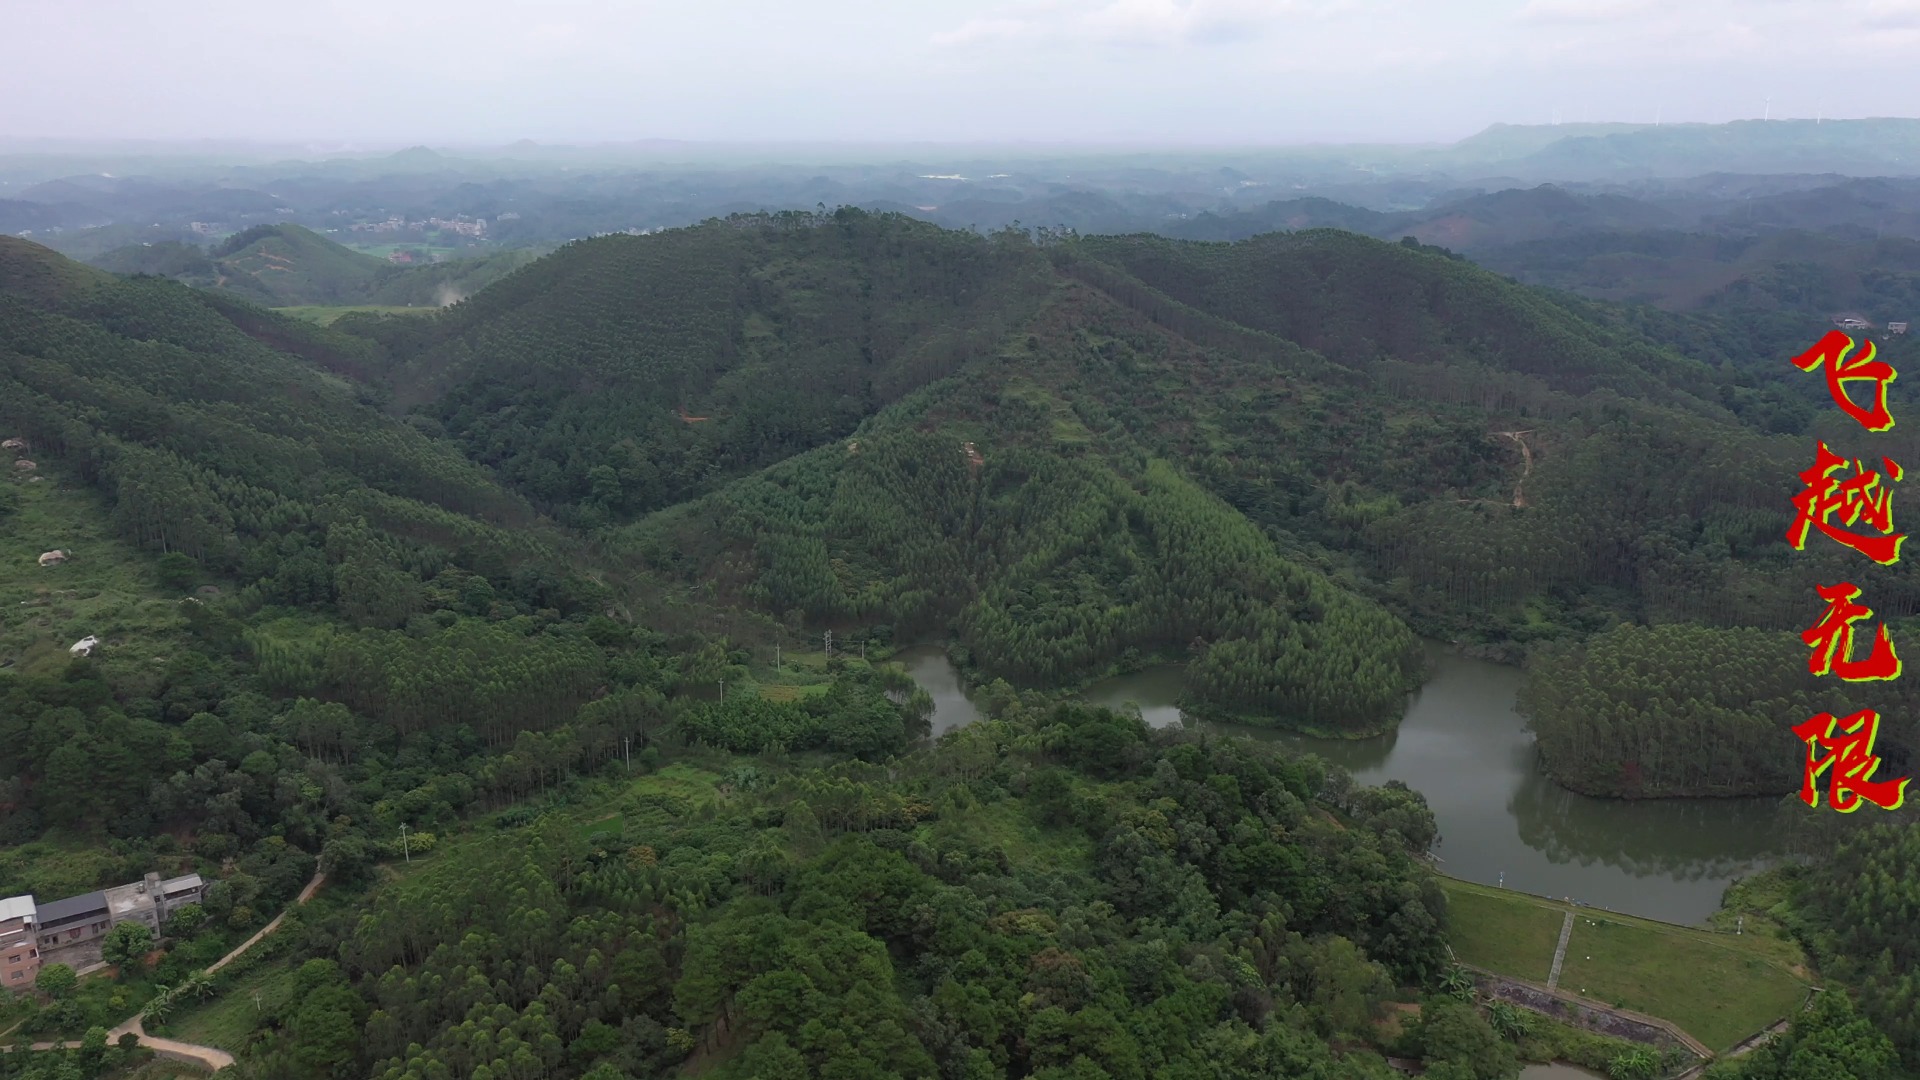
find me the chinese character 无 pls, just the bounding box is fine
[1791,330,1898,431]
[1791,709,1911,812]
[1802,582,1902,681]
[1786,441,1906,565]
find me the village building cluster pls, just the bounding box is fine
[1,873,204,989]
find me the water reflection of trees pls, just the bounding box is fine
[1509,768,1789,880]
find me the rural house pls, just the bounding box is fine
[0,872,207,984]
[1,896,39,989]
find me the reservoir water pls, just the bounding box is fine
[893,642,1787,927]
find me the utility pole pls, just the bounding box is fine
[775,642,781,673]
[719,679,725,700]
[399,823,411,865]
[824,629,833,657]
[623,737,630,769]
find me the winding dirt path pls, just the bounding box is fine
[3,871,325,1073]
[207,871,325,975]
[1497,430,1534,508]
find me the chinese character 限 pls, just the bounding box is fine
[1791,709,1911,812]
[1787,441,1906,565]
[1791,330,1898,431]
[1802,582,1902,681]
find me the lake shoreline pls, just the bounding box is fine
[895,639,1788,927]
[895,639,1417,740]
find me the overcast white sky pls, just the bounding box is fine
[11,0,1920,145]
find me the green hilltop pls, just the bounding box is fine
[87,222,536,308]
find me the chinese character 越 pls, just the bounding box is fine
[1791,331,1898,431]
[1791,709,1911,812]
[1787,441,1906,565]
[1802,583,1902,681]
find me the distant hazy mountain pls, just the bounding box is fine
[1497,119,1920,181]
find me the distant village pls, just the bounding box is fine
[350,214,488,238]
[1833,313,1909,334]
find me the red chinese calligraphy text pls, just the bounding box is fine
[1791,709,1911,812]
[1791,330,1898,431]
[1802,582,1903,681]
[1787,441,1906,565]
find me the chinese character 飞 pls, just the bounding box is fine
[1787,441,1906,565]
[1791,330,1898,431]
[1802,582,1902,681]
[1791,709,1911,812]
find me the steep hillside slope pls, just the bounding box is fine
[0,233,621,660]
[367,210,1056,519]
[0,234,694,846]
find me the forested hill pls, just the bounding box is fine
[0,235,545,540]
[359,211,1059,516]
[86,223,536,308]
[305,205,1919,756]
[370,211,1775,528]
[0,234,640,753]
[1,231,764,878]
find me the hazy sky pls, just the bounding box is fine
[12,0,1920,145]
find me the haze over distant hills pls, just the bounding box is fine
[11,118,1920,248]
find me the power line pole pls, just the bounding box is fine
[399,823,411,865]
[623,737,630,770]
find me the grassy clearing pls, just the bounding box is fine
[161,961,299,1052]
[915,799,1092,872]
[345,243,466,260]
[582,813,625,841]
[1556,913,1808,1053]
[760,682,830,702]
[272,304,440,325]
[1442,882,1562,983]
[0,837,125,905]
[0,467,189,679]
[1440,877,1810,1052]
